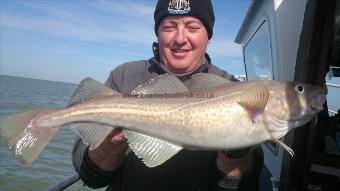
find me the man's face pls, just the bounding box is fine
[157,16,209,74]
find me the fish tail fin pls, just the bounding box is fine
[0,109,60,164]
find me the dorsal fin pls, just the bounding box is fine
[184,73,231,91]
[68,77,119,106]
[131,74,188,95]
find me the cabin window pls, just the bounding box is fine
[244,20,273,80]
[244,19,279,155]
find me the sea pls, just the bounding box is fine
[0,75,94,191]
[0,74,339,191]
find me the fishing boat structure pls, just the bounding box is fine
[234,0,340,190]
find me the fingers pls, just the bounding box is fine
[217,151,254,176]
[88,128,128,171]
[107,128,127,144]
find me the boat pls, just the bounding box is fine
[234,0,340,190]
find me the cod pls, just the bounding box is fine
[0,73,326,167]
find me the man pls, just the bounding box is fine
[72,0,263,190]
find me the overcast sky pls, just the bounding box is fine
[0,0,251,83]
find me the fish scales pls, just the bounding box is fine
[0,73,326,166]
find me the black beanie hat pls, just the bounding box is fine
[154,0,215,39]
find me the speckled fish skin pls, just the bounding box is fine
[36,80,325,150]
[0,77,326,165]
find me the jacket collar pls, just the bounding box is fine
[150,53,212,79]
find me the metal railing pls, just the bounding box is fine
[328,109,337,114]
[44,174,80,191]
[326,83,340,88]
[234,74,246,81]
[326,82,339,115]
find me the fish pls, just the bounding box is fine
[0,73,326,167]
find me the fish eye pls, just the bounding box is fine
[295,84,304,93]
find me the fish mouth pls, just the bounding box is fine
[309,92,326,111]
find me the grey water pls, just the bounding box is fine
[0,75,94,191]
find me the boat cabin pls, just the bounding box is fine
[234,0,340,190]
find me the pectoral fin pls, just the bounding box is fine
[238,84,269,120]
[123,130,182,167]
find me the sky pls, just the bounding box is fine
[0,0,251,84]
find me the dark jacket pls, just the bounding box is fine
[72,56,262,191]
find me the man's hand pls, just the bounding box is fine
[88,128,128,171]
[217,150,253,176]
